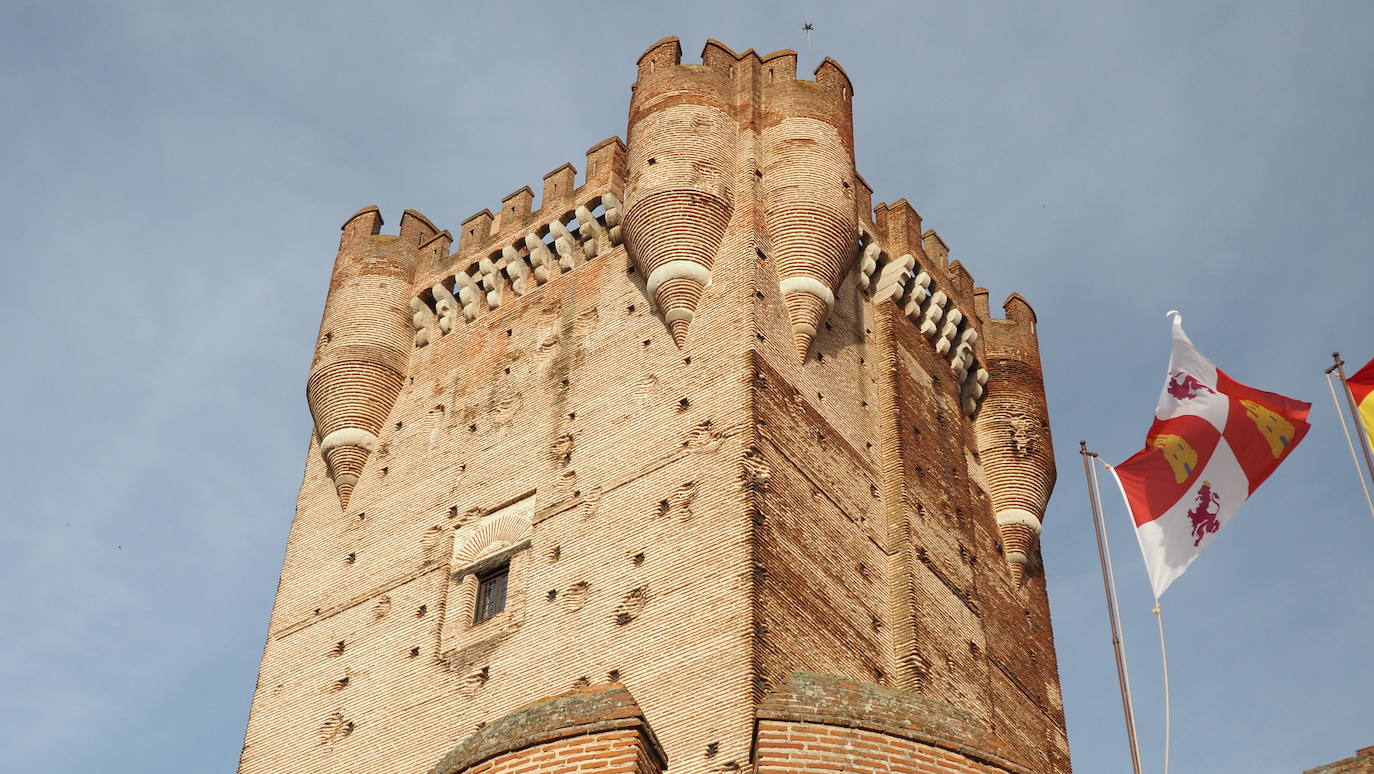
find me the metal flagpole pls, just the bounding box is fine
[1326,352,1374,523]
[1080,441,1144,774]
[1330,353,1374,482]
[802,23,814,70]
[1152,600,1172,774]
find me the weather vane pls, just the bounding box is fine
[802,22,814,70]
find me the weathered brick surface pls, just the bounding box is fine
[1307,747,1374,774]
[457,730,660,774]
[428,683,665,774]
[757,721,1010,774]
[754,673,1031,773]
[238,36,1068,774]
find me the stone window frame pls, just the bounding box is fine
[441,493,535,655]
[457,540,528,625]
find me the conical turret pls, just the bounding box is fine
[306,207,433,508]
[760,56,859,359]
[974,294,1057,584]
[622,37,736,346]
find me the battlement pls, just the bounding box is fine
[323,37,1042,495]
[406,170,997,421]
[635,36,853,97]
[396,123,1001,419]
[858,210,990,418]
[856,201,1055,587]
[407,189,625,346]
[443,138,626,271]
[337,206,448,254]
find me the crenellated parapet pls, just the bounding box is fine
[398,140,631,344]
[858,201,990,418]
[855,195,1057,583]
[618,37,866,355]
[973,294,1055,584]
[407,190,626,345]
[400,38,874,357]
[423,138,626,282]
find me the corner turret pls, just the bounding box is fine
[759,54,860,358]
[622,36,737,346]
[305,206,432,508]
[974,293,1056,584]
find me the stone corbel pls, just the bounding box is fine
[410,297,435,347]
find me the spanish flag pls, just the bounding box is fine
[1348,356,1374,447]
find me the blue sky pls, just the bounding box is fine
[1,1,1370,771]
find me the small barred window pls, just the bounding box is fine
[473,564,509,624]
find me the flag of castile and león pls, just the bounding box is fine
[1347,355,1374,448]
[1110,312,1311,598]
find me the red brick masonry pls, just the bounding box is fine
[428,683,666,774]
[754,673,1031,773]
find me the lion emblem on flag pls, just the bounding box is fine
[1148,433,1198,484]
[1187,481,1221,547]
[1166,371,1214,402]
[1240,399,1295,458]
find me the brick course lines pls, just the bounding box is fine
[761,114,858,358]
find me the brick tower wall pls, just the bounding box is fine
[237,36,1069,774]
[239,218,765,773]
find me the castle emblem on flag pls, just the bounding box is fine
[1186,481,1221,547]
[1240,399,1296,458]
[1148,433,1198,484]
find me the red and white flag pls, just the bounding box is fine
[1110,312,1311,598]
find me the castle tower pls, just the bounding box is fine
[239,38,1068,774]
